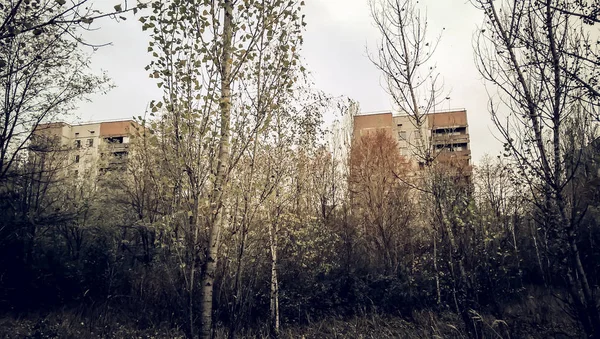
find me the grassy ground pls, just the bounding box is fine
[0,310,185,339]
[0,308,581,339]
[0,287,583,339]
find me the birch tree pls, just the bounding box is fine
[143,0,305,337]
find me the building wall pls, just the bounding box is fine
[353,109,472,172]
[427,110,470,170]
[100,121,134,137]
[353,113,394,138]
[32,120,139,180]
[69,123,102,177]
[392,115,429,158]
[34,122,72,146]
[427,110,468,129]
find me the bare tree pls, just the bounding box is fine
[0,25,110,182]
[0,0,151,183]
[473,0,600,335]
[369,0,445,165]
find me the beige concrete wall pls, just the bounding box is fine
[393,115,429,159]
[100,121,135,137]
[70,123,101,177]
[35,122,71,146]
[353,113,394,138]
[427,110,468,129]
[32,120,139,180]
[353,109,472,173]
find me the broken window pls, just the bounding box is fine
[105,136,124,144]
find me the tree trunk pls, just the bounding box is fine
[566,225,600,338]
[268,219,280,338]
[188,199,200,339]
[200,1,233,338]
[433,229,441,306]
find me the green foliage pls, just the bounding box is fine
[1,0,600,338]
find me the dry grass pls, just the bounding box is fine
[0,310,185,339]
[0,293,581,339]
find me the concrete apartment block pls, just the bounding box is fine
[32,119,140,179]
[353,109,471,173]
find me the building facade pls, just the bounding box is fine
[353,109,471,172]
[32,120,140,178]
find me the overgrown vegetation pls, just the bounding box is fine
[1,0,600,338]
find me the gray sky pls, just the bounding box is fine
[76,0,501,163]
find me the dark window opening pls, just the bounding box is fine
[451,143,468,152]
[436,143,468,152]
[75,155,80,163]
[74,140,81,149]
[432,127,467,135]
[87,138,94,147]
[105,136,124,144]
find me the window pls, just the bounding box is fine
[74,170,79,177]
[450,143,467,152]
[87,138,94,147]
[74,140,81,149]
[75,155,80,163]
[398,130,407,140]
[114,151,128,159]
[105,136,124,144]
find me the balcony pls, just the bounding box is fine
[436,149,471,161]
[105,142,130,152]
[108,154,128,165]
[431,133,469,145]
[99,145,129,172]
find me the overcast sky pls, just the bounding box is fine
[76,0,501,163]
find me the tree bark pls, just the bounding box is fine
[433,229,441,306]
[200,1,233,338]
[268,218,280,338]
